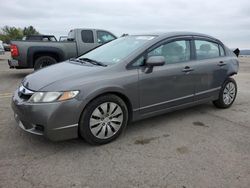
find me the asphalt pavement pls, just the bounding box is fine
[0,52,250,188]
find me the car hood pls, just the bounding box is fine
[22,61,107,91]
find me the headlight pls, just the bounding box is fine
[28,91,79,103]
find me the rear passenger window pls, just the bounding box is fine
[219,45,225,56]
[81,30,94,43]
[148,40,191,64]
[195,40,220,60]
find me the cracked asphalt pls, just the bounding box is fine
[0,53,250,188]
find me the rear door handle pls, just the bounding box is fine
[218,61,226,66]
[182,66,194,73]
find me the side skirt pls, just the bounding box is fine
[132,97,214,122]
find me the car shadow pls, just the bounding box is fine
[17,102,215,152]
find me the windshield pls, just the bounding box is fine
[79,35,156,65]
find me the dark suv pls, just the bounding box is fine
[12,32,239,144]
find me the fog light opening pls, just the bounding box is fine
[35,124,44,132]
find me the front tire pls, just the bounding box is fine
[213,78,237,108]
[34,56,57,70]
[79,94,128,145]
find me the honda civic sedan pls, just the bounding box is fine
[12,32,239,144]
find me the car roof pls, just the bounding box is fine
[131,31,219,41]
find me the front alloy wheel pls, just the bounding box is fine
[79,94,128,145]
[90,102,123,139]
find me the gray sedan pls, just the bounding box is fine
[12,32,239,144]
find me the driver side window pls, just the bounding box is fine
[148,40,191,64]
[97,31,116,44]
[132,56,145,67]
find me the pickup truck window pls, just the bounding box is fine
[97,31,116,44]
[81,30,94,43]
[68,30,75,41]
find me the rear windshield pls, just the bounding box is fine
[68,30,75,41]
[79,35,155,65]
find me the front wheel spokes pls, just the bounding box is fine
[110,106,122,118]
[110,103,118,115]
[91,108,103,119]
[90,102,124,139]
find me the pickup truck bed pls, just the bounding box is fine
[9,41,77,68]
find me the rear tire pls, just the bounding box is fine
[79,94,128,145]
[34,56,57,70]
[213,78,237,108]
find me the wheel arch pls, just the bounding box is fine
[79,90,133,125]
[228,72,237,77]
[27,46,65,67]
[226,59,239,78]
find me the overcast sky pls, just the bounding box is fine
[0,0,250,48]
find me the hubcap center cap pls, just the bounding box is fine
[103,117,110,123]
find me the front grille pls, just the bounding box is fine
[18,85,34,101]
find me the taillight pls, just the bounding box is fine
[11,44,19,57]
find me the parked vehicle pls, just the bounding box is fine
[0,40,5,55]
[3,43,10,51]
[8,28,117,70]
[22,34,57,41]
[12,32,239,144]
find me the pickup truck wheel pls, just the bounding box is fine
[34,56,57,70]
[79,94,128,145]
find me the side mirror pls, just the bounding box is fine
[146,56,165,66]
[233,48,240,57]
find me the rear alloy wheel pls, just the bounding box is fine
[213,78,237,108]
[34,56,57,70]
[79,95,128,145]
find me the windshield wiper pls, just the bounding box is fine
[79,58,107,67]
[69,58,87,64]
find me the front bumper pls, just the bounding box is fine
[11,89,83,141]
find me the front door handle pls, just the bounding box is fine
[218,61,226,66]
[182,66,194,73]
